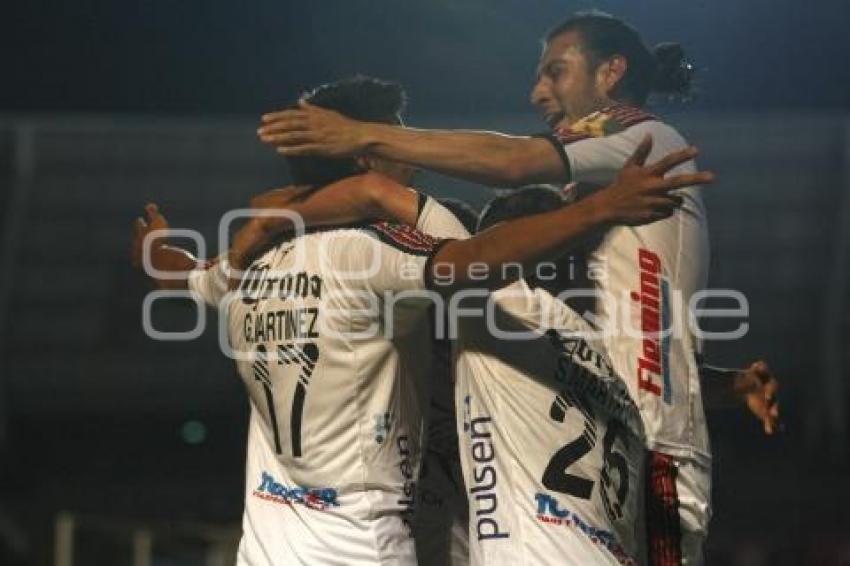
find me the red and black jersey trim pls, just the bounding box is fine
[605,104,658,127]
[369,220,445,257]
[551,128,593,146]
[551,104,658,146]
[645,450,683,566]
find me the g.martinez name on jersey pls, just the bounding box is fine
[238,261,323,345]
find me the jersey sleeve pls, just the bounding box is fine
[416,196,472,240]
[365,221,451,295]
[187,254,229,306]
[545,106,685,185]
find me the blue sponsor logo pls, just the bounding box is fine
[535,493,635,565]
[253,471,339,511]
[374,412,392,444]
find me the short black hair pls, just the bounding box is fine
[286,75,407,187]
[545,11,693,106]
[476,186,565,233]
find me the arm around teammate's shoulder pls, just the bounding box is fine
[230,173,420,272]
[363,123,568,188]
[258,100,568,188]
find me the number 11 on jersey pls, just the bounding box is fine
[253,343,321,458]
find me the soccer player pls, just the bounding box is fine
[134,76,708,565]
[258,12,718,564]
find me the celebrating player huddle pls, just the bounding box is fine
[133,10,779,566]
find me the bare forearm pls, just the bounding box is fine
[431,195,607,292]
[363,124,567,188]
[256,175,415,227]
[295,176,417,226]
[232,174,419,270]
[150,245,198,290]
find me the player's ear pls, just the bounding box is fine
[598,55,628,96]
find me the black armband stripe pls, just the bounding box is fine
[416,192,428,225]
[532,132,572,182]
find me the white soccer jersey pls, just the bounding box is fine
[187,254,229,305]
[190,223,447,565]
[546,105,712,466]
[418,199,647,566]
[453,283,646,566]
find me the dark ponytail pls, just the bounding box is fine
[652,42,694,97]
[546,11,694,106]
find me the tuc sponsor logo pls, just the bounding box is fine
[535,493,635,566]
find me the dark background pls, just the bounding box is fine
[1,1,849,564]
[3,0,849,115]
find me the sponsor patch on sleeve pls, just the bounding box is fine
[552,104,657,145]
[370,221,445,257]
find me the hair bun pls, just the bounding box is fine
[652,42,693,95]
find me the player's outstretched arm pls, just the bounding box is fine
[229,173,418,272]
[701,360,781,435]
[427,136,714,293]
[258,100,565,188]
[131,203,203,290]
